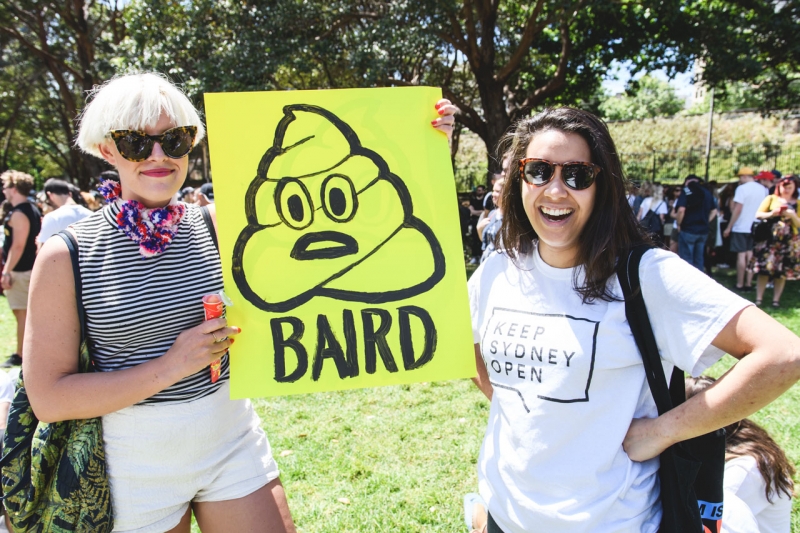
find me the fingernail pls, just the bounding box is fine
[236,327,242,333]
[438,108,444,115]
[435,102,442,109]
[230,338,236,344]
[431,120,438,125]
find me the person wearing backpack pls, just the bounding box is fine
[468,107,800,533]
[639,184,668,246]
[676,174,717,270]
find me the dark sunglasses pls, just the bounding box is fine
[519,158,601,191]
[108,126,197,162]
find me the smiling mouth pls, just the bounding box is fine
[290,231,359,260]
[540,206,573,222]
[141,168,173,177]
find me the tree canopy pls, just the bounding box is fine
[1,0,797,186]
[0,0,125,188]
[599,75,685,121]
[679,0,799,110]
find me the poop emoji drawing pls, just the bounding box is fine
[232,104,446,313]
[204,87,475,398]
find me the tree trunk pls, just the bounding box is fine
[477,79,513,179]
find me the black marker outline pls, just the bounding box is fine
[480,308,599,407]
[320,174,358,223]
[232,104,445,312]
[275,177,314,230]
[290,231,359,260]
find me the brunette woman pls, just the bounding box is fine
[468,107,800,533]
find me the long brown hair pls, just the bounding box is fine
[497,107,650,303]
[686,376,796,502]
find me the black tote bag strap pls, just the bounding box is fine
[617,245,677,415]
[56,230,85,342]
[200,205,219,252]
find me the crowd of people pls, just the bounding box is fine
[618,167,800,309]
[0,71,798,533]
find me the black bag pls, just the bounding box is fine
[0,231,113,532]
[751,218,775,242]
[641,201,665,235]
[617,245,725,533]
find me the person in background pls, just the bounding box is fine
[638,182,668,246]
[686,376,794,533]
[717,181,739,268]
[676,174,717,271]
[724,167,767,291]
[755,170,776,195]
[667,185,682,253]
[629,180,645,215]
[179,186,196,203]
[482,172,500,216]
[37,178,94,250]
[1,170,41,368]
[751,175,800,308]
[80,191,102,211]
[477,178,505,263]
[662,186,677,249]
[459,197,473,260]
[195,182,214,206]
[635,181,654,220]
[34,191,53,217]
[467,185,486,264]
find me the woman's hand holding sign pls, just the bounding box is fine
[433,99,457,141]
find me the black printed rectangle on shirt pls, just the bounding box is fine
[481,308,598,410]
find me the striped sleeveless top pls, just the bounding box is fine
[71,202,230,404]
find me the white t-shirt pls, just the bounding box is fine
[723,455,792,533]
[468,246,750,533]
[731,182,768,234]
[38,204,94,243]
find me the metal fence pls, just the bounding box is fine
[620,142,800,184]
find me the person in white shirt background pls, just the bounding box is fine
[723,167,768,291]
[37,179,93,250]
[686,376,794,533]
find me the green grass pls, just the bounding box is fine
[2,265,799,532]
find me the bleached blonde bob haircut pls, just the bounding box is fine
[77,72,205,159]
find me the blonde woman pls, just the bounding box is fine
[24,73,295,533]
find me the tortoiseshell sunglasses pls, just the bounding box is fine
[108,126,197,162]
[519,157,601,191]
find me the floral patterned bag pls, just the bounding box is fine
[0,231,112,532]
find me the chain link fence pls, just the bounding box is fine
[621,142,800,184]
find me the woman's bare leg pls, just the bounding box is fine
[773,276,786,304]
[755,274,768,304]
[192,478,295,533]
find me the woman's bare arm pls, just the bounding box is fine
[24,236,239,422]
[623,306,800,461]
[471,343,493,400]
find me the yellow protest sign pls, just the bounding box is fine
[204,87,475,398]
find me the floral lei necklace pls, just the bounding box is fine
[99,179,185,258]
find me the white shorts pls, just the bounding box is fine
[5,270,31,310]
[102,381,280,533]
